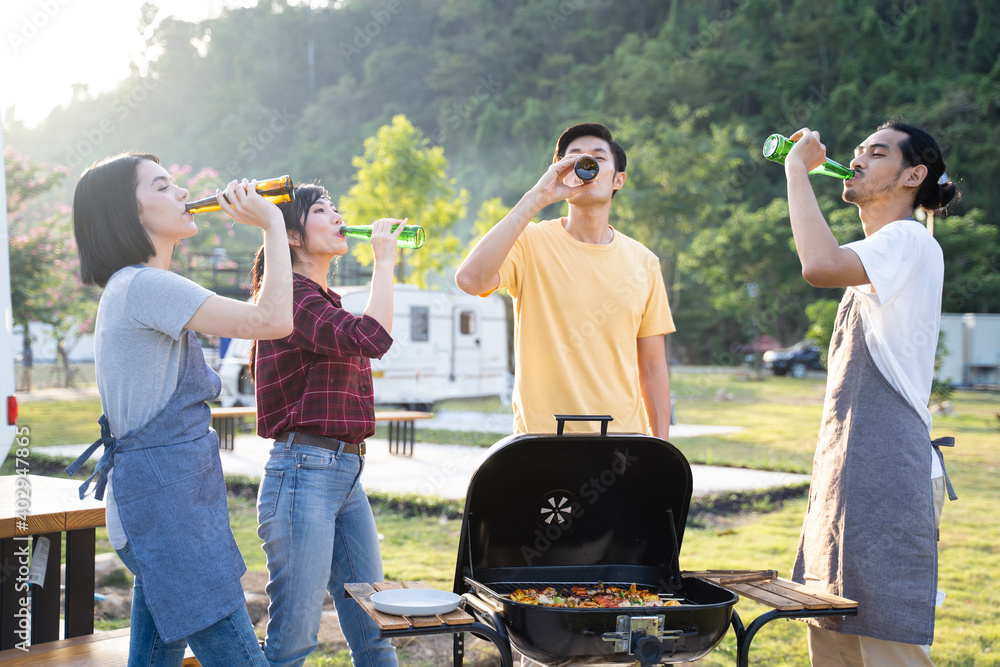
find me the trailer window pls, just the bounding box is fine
[411,306,429,342]
[459,310,476,335]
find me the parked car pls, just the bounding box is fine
[762,341,825,377]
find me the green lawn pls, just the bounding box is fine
[11,372,1000,665]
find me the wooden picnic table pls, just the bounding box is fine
[210,406,434,455]
[0,475,106,649]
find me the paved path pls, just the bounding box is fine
[42,413,809,499]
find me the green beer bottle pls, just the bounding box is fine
[340,224,426,249]
[762,134,854,180]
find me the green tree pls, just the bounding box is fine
[339,115,468,287]
[934,209,1000,314]
[682,198,822,348]
[463,197,508,256]
[806,298,840,366]
[5,146,96,388]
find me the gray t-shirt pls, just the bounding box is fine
[97,265,213,548]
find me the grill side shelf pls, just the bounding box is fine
[344,581,476,630]
[682,571,857,612]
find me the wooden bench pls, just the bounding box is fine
[0,627,199,665]
[209,406,434,455]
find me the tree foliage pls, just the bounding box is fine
[5,147,97,386]
[7,0,1000,362]
[339,115,468,287]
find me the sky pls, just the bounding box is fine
[1,0,259,128]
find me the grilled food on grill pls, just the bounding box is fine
[509,583,682,608]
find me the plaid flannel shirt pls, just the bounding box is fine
[254,274,392,444]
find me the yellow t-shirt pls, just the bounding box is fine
[495,218,675,435]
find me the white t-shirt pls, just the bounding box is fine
[844,219,944,478]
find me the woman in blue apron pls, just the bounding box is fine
[67,152,293,666]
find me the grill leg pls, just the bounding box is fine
[453,631,464,666]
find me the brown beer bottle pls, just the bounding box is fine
[185,175,295,213]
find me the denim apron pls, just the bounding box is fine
[791,291,956,645]
[67,331,247,643]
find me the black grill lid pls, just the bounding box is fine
[454,421,693,594]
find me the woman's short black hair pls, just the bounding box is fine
[878,121,960,213]
[73,152,159,287]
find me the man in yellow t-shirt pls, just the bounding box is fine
[456,123,674,437]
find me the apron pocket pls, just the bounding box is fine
[143,438,215,487]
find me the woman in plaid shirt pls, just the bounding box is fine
[249,183,404,667]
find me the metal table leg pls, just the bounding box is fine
[731,607,858,666]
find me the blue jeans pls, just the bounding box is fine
[117,544,267,666]
[257,440,397,667]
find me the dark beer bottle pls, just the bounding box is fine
[185,175,295,213]
[762,135,854,180]
[574,155,599,182]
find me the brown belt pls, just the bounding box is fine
[275,432,366,457]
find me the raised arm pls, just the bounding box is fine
[784,128,868,288]
[362,218,406,332]
[455,154,591,295]
[185,179,294,340]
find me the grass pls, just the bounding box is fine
[14,398,104,446]
[9,371,1000,664]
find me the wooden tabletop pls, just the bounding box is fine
[0,628,199,666]
[373,411,434,421]
[345,581,474,631]
[0,475,106,539]
[209,407,434,421]
[684,570,858,612]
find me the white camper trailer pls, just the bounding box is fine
[218,285,510,409]
[0,128,18,464]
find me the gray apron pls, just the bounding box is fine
[791,291,954,645]
[68,331,247,643]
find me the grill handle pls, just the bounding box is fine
[554,414,614,436]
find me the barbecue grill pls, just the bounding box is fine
[452,416,739,665]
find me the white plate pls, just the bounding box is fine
[370,588,461,616]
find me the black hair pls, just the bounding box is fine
[877,121,960,213]
[73,152,159,287]
[554,122,627,174]
[248,182,332,381]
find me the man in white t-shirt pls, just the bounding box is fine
[782,122,959,666]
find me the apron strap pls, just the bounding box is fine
[65,414,118,501]
[932,436,958,501]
